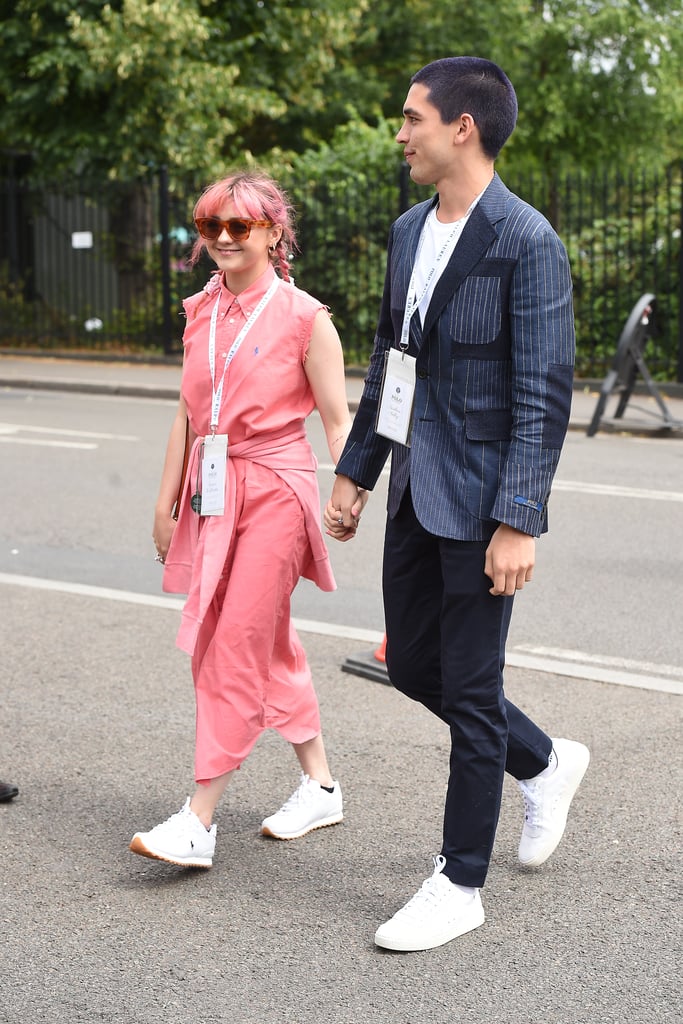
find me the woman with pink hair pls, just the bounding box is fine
[129,171,361,868]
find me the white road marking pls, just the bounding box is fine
[513,644,683,679]
[507,650,682,695]
[552,479,683,502]
[0,572,680,695]
[0,437,98,449]
[0,422,138,441]
[0,573,184,609]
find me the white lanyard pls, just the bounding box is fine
[399,198,479,351]
[208,277,279,431]
[399,220,460,351]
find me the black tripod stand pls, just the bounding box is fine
[587,293,682,437]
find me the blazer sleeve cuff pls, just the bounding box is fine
[491,460,557,536]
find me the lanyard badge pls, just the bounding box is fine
[199,433,228,516]
[375,213,464,447]
[192,277,279,516]
[375,348,416,446]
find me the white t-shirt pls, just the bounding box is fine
[413,200,480,324]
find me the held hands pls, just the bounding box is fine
[484,523,535,596]
[324,475,368,542]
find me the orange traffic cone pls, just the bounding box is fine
[374,633,387,663]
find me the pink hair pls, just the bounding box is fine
[189,171,297,281]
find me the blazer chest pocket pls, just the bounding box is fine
[449,276,501,345]
[449,259,515,358]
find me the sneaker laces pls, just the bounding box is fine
[519,779,543,828]
[153,799,198,835]
[276,774,316,815]
[403,856,452,913]
[520,775,564,830]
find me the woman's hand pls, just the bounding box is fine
[324,476,368,542]
[152,396,189,564]
[152,508,176,564]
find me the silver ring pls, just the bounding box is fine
[154,553,165,563]
[337,516,344,525]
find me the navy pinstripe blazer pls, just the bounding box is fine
[335,173,575,539]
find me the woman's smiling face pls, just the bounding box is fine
[204,200,282,292]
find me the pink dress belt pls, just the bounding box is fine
[162,424,336,656]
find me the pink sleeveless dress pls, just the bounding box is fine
[162,265,337,783]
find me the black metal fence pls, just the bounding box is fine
[1,161,681,380]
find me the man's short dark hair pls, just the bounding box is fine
[411,56,518,159]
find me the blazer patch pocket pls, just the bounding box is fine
[465,408,512,441]
[449,277,501,344]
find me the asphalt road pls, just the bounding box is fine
[0,364,681,1023]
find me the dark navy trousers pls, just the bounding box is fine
[382,489,552,888]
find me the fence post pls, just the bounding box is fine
[5,153,20,284]
[158,165,174,355]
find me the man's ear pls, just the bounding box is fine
[455,113,476,141]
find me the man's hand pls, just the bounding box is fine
[324,475,368,542]
[484,523,535,596]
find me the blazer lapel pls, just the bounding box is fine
[420,204,498,340]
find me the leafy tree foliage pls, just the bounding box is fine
[0,1,679,373]
[303,0,683,177]
[0,0,366,183]
[2,0,680,185]
[507,0,683,174]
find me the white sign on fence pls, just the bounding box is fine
[71,231,93,249]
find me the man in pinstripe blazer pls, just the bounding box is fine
[326,57,590,952]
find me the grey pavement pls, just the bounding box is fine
[2,585,679,1024]
[1,586,680,1023]
[1,350,683,436]
[1,351,681,1023]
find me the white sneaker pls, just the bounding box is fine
[518,737,590,867]
[261,773,343,840]
[129,798,216,868]
[374,856,485,952]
